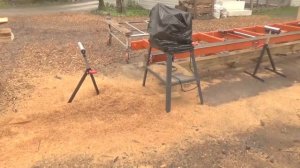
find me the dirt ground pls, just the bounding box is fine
[0,13,299,168]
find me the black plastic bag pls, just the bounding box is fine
[147,3,193,53]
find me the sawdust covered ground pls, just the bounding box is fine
[0,13,299,167]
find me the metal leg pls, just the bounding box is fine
[143,47,152,86]
[90,73,100,95]
[166,53,173,113]
[125,37,131,63]
[266,45,276,70]
[142,49,204,112]
[253,44,267,76]
[107,25,112,46]
[68,71,88,103]
[190,50,204,104]
[245,44,286,81]
[265,45,286,77]
[125,52,130,63]
[244,44,266,82]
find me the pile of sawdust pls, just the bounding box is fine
[1,74,164,124]
[39,77,164,124]
[0,74,172,167]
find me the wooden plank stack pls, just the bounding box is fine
[0,17,13,42]
[176,0,214,19]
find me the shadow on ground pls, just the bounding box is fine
[202,57,300,106]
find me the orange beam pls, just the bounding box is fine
[270,34,300,44]
[226,33,246,39]
[130,20,300,63]
[192,32,224,42]
[150,40,263,62]
[272,24,300,32]
[234,27,265,36]
[131,39,149,50]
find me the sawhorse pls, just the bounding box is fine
[142,47,204,112]
[68,42,100,103]
[245,25,286,82]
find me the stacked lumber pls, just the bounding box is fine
[0,28,13,42]
[176,0,213,19]
[0,17,14,42]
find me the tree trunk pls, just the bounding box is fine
[250,0,254,10]
[98,0,105,10]
[266,0,270,7]
[116,0,124,13]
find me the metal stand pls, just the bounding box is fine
[143,47,204,113]
[245,26,286,82]
[68,42,100,103]
[106,19,149,63]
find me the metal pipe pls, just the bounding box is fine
[130,33,149,37]
[264,25,281,32]
[125,21,146,34]
[232,31,256,38]
[109,32,127,47]
[78,42,85,52]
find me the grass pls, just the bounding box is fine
[93,6,149,17]
[253,6,298,18]
[0,0,72,9]
[0,0,9,8]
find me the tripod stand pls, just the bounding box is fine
[68,42,100,103]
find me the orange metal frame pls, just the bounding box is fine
[130,20,300,63]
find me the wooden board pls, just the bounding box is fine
[0,18,13,42]
[0,28,12,37]
[0,28,13,42]
[0,17,8,24]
